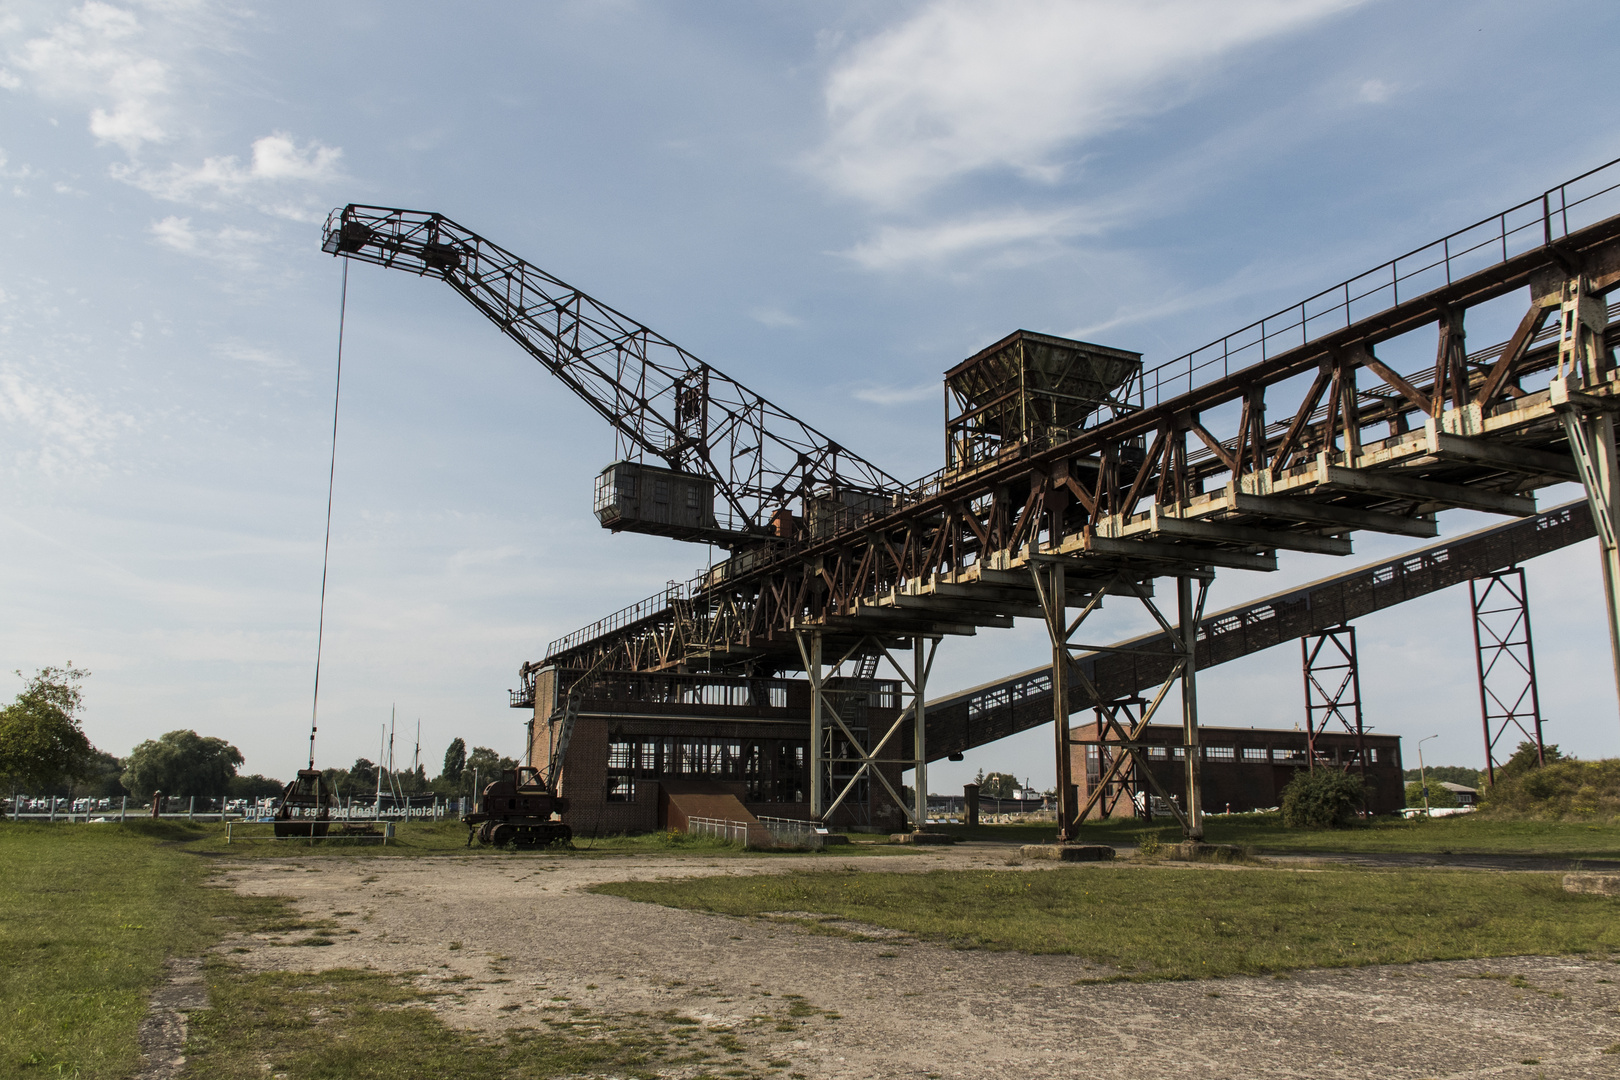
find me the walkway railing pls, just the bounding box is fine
[686,816,751,845]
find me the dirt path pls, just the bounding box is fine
[215,843,1620,1079]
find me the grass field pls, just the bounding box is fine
[594,865,1620,980]
[936,812,1620,858]
[0,821,286,1078]
[0,820,797,1079]
[182,965,738,1080]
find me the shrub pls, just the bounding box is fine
[1478,757,1620,820]
[1280,769,1365,829]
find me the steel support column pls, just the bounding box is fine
[803,630,825,818]
[1039,560,1076,841]
[913,636,930,829]
[1301,625,1367,776]
[1034,561,1209,840]
[1178,575,1204,841]
[796,628,937,830]
[1470,568,1545,784]
[1553,272,1620,721]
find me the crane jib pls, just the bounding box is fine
[320,203,904,549]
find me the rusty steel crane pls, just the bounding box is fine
[321,206,903,547]
[325,158,1620,843]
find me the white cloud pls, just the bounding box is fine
[815,0,1365,208]
[15,1,170,153]
[117,132,343,221]
[1357,78,1394,103]
[215,339,302,375]
[150,215,269,270]
[841,206,1095,270]
[0,362,137,479]
[852,381,938,406]
[750,306,803,329]
[150,213,195,252]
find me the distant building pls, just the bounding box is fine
[1439,781,1479,806]
[526,667,911,836]
[1068,722,1405,818]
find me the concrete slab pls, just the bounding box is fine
[1563,872,1620,896]
[1021,844,1116,861]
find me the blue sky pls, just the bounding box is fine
[4,0,1619,789]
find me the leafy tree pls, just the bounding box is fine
[80,750,130,798]
[0,666,96,793]
[442,738,467,786]
[979,771,1020,799]
[121,730,245,798]
[1495,741,1563,783]
[1404,780,1459,809]
[464,746,517,788]
[229,774,285,799]
[1281,768,1365,828]
[1401,765,1481,788]
[350,758,377,790]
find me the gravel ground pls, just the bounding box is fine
[214,843,1620,1079]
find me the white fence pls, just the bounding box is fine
[686,816,751,845]
[5,795,464,824]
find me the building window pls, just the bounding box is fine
[653,479,669,503]
[1205,746,1235,762]
[685,487,701,511]
[1242,747,1268,763]
[606,776,632,802]
[1147,746,1168,760]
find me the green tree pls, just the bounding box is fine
[1402,765,1481,788]
[349,758,377,790]
[464,746,517,788]
[121,730,245,798]
[979,771,1019,799]
[1404,779,1459,809]
[441,738,467,785]
[0,666,96,793]
[1281,768,1365,828]
[229,773,285,799]
[1495,741,1563,783]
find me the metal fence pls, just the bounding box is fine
[686,816,751,845]
[4,794,466,824]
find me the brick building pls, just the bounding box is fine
[526,667,911,835]
[1068,721,1405,818]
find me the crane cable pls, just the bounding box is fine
[308,260,348,770]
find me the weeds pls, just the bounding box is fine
[594,866,1620,980]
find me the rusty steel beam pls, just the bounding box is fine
[538,160,1620,681]
[922,499,1594,761]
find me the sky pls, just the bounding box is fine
[4,0,1620,791]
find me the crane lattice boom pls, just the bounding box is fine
[322,205,902,543]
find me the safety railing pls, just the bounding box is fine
[686,816,751,845]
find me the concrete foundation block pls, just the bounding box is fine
[890,831,957,844]
[1563,872,1620,897]
[1020,844,1115,861]
[1167,841,1247,862]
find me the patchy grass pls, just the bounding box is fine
[103,818,905,860]
[593,866,1620,979]
[935,813,1620,859]
[0,820,284,1079]
[182,966,691,1080]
